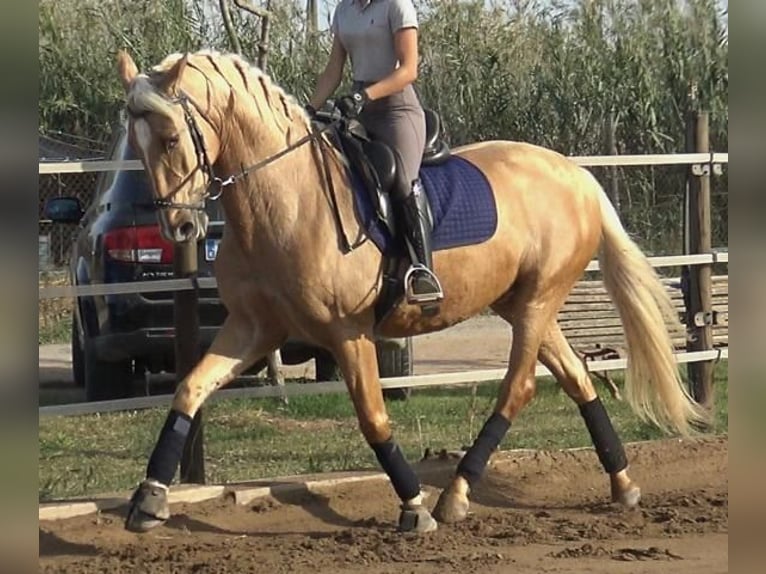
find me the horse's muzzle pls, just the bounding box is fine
[174,220,198,243]
[165,210,208,244]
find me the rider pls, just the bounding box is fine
[306,0,444,306]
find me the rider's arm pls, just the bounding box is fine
[308,34,347,111]
[363,26,419,102]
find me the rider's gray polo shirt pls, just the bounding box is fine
[331,0,419,83]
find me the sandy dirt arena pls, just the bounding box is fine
[40,435,727,574]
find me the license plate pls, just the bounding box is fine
[205,238,220,261]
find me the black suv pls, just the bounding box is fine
[44,122,412,401]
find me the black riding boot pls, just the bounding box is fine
[400,179,444,305]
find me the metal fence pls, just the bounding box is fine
[38,133,107,270]
[39,171,99,269]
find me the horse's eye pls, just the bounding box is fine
[166,135,180,151]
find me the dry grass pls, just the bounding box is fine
[39,272,73,344]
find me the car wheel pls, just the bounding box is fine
[315,351,343,382]
[84,352,134,402]
[377,338,413,401]
[71,319,85,388]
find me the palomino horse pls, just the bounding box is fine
[116,49,707,534]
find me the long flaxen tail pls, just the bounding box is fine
[592,176,709,436]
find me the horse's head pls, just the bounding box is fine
[116,50,217,243]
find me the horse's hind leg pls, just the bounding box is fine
[538,322,641,507]
[433,297,550,524]
[331,334,437,533]
[125,311,286,533]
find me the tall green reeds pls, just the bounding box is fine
[39,0,727,252]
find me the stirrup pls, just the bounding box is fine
[404,264,444,305]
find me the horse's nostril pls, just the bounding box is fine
[178,221,196,241]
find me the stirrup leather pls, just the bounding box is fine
[404,264,444,305]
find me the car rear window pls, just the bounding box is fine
[100,134,154,205]
[99,127,225,221]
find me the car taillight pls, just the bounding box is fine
[103,225,174,264]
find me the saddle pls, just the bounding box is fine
[314,106,452,324]
[316,106,451,238]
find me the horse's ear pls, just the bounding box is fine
[154,54,189,96]
[117,49,139,92]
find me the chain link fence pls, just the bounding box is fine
[39,134,107,271]
[39,172,99,270]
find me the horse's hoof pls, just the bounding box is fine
[613,483,642,508]
[398,504,438,533]
[433,488,470,524]
[124,479,170,533]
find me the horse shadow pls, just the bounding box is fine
[267,482,362,528]
[414,457,598,513]
[39,529,99,558]
[101,481,379,539]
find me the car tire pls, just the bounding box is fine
[315,351,343,382]
[313,339,414,401]
[84,352,134,402]
[377,338,413,401]
[71,319,85,388]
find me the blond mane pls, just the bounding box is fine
[125,49,312,137]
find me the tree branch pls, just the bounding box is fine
[231,0,271,70]
[219,0,242,54]
[232,0,271,19]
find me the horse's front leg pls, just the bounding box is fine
[333,334,437,533]
[125,312,286,533]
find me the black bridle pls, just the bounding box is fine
[147,91,341,212]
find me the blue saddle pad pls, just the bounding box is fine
[352,155,498,255]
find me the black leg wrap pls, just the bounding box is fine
[579,397,628,474]
[146,410,193,486]
[457,412,511,488]
[371,437,421,502]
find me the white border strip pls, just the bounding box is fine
[38,153,729,174]
[39,348,727,418]
[39,254,727,299]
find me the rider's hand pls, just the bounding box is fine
[304,103,318,119]
[335,90,369,119]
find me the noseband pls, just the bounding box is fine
[146,91,339,212]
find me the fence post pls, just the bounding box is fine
[685,109,714,411]
[174,241,205,483]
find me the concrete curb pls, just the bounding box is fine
[229,472,389,506]
[39,485,227,522]
[38,460,460,523]
[38,473,396,523]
